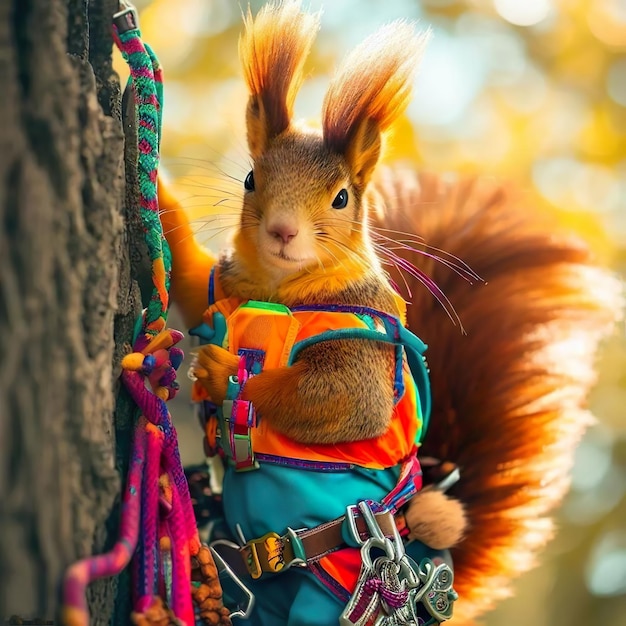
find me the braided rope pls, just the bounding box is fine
[168,484,196,626]
[62,6,204,625]
[135,422,164,611]
[115,29,169,336]
[62,418,151,626]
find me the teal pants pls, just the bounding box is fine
[221,463,450,625]
[238,569,342,626]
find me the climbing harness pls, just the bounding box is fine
[191,270,432,473]
[62,3,246,625]
[190,268,458,624]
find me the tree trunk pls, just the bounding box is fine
[0,1,146,623]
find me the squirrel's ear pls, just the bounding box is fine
[239,1,320,159]
[322,23,430,189]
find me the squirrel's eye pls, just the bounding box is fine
[332,188,349,209]
[244,170,255,191]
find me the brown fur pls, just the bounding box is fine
[323,22,429,189]
[194,3,432,445]
[239,1,319,158]
[405,488,468,550]
[370,167,620,623]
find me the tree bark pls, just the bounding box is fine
[0,0,145,623]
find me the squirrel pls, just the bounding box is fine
[158,1,620,625]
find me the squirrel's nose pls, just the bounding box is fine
[267,223,299,244]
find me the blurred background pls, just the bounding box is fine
[116,0,625,624]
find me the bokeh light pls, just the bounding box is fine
[607,57,626,107]
[494,0,553,27]
[586,530,626,597]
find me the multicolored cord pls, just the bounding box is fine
[62,3,202,625]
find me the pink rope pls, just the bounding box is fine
[62,418,152,626]
[134,423,164,612]
[167,485,195,626]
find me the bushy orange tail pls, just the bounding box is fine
[371,168,621,624]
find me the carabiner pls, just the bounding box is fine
[113,0,139,33]
[357,501,386,541]
[359,536,396,571]
[209,541,256,620]
[359,501,408,566]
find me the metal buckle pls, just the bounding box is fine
[113,1,138,33]
[343,504,364,547]
[209,542,255,620]
[408,558,457,623]
[240,529,306,579]
[343,501,403,555]
[222,380,259,472]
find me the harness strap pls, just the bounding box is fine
[289,304,432,440]
[238,453,422,580]
[239,510,398,580]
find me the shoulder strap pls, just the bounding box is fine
[208,265,217,306]
[288,304,431,440]
[188,266,224,345]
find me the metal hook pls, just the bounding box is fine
[209,543,256,620]
[357,501,386,542]
[359,537,396,571]
[113,0,139,33]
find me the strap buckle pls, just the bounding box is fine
[218,350,265,472]
[343,501,403,552]
[113,1,138,33]
[240,529,306,579]
[221,377,259,472]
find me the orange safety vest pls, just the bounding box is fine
[190,267,431,472]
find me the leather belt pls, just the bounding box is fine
[240,508,397,579]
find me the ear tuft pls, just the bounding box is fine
[239,1,320,158]
[322,22,430,186]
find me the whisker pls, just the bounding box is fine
[372,243,413,299]
[196,225,236,242]
[175,182,243,197]
[389,254,465,332]
[371,229,482,282]
[316,241,342,272]
[174,180,243,194]
[317,237,351,274]
[376,243,476,285]
[175,196,241,205]
[161,219,239,243]
[165,211,240,225]
[176,201,241,212]
[160,226,204,246]
[371,231,482,284]
[192,216,241,227]
[165,153,248,178]
[367,224,425,242]
[319,233,462,328]
[313,217,481,283]
[313,251,324,274]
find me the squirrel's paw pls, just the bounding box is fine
[192,345,239,405]
[405,489,468,550]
